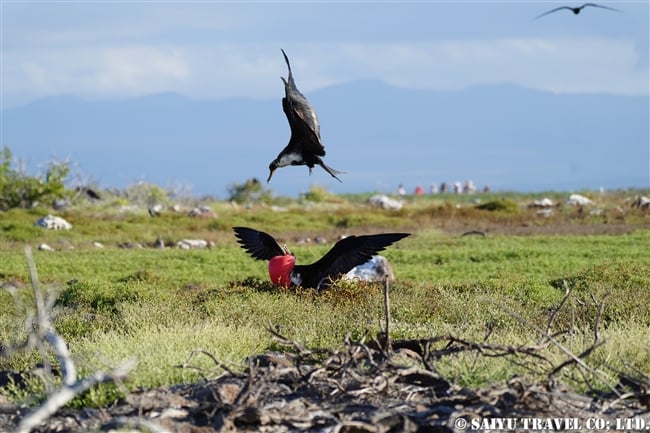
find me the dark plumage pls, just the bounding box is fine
[267,49,343,183]
[535,3,621,19]
[233,226,409,290]
[75,186,101,200]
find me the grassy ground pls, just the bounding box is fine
[1,189,649,406]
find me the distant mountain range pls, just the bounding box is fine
[3,81,648,197]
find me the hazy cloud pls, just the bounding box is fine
[4,36,647,107]
[95,46,190,93]
[2,0,647,107]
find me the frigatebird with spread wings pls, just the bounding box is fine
[234,227,409,290]
[535,3,620,19]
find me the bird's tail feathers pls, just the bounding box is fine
[319,162,345,183]
[281,49,292,76]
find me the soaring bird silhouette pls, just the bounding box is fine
[233,227,409,290]
[267,49,343,183]
[535,3,620,19]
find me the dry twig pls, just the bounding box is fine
[10,246,137,433]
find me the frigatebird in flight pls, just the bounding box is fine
[233,227,409,290]
[267,49,343,183]
[535,3,621,19]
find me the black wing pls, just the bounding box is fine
[583,3,620,12]
[281,49,325,157]
[233,227,287,261]
[281,97,326,159]
[298,233,410,287]
[534,6,572,19]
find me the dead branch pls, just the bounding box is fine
[589,292,606,344]
[176,349,244,379]
[10,246,138,433]
[100,416,173,433]
[16,359,137,433]
[382,278,391,352]
[492,299,620,397]
[541,281,572,345]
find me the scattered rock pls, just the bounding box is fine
[529,198,555,208]
[368,194,403,210]
[176,239,213,250]
[38,243,55,251]
[566,194,593,206]
[294,235,327,245]
[34,215,72,230]
[92,241,105,249]
[188,206,215,218]
[118,242,144,249]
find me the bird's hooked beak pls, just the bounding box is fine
[267,161,278,183]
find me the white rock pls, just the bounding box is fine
[92,241,105,249]
[345,256,395,283]
[530,198,554,208]
[188,206,215,218]
[38,243,55,251]
[566,194,593,206]
[34,215,72,230]
[176,239,213,249]
[368,194,403,210]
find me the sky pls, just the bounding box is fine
[2,1,648,109]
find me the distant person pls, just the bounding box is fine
[453,182,462,194]
[397,184,406,196]
[431,183,439,194]
[483,184,491,193]
[440,182,448,193]
[414,185,424,196]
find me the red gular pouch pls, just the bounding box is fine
[268,254,296,288]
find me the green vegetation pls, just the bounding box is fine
[1,185,649,408]
[0,146,70,210]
